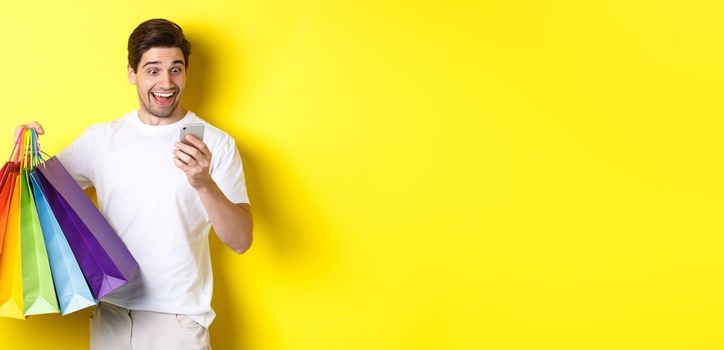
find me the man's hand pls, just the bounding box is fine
[174,134,253,253]
[173,135,213,189]
[14,121,45,140]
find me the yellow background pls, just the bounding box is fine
[1,0,723,349]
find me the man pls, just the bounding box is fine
[16,18,253,349]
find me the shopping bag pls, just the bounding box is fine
[30,173,95,315]
[0,163,9,186]
[0,162,12,189]
[35,156,139,299]
[0,135,22,253]
[0,129,25,319]
[18,129,59,315]
[0,162,18,252]
[20,170,60,316]
[0,171,24,319]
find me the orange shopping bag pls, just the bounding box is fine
[0,172,24,319]
[0,132,25,319]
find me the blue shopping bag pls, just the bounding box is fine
[30,173,95,315]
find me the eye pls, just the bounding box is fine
[148,69,158,75]
[172,67,182,74]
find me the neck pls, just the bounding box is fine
[137,106,188,126]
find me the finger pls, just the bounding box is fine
[174,156,190,171]
[174,149,196,166]
[200,142,211,158]
[174,141,196,154]
[29,121,45,135]
[184,135,210,157]
[174,146,199,164]
[175,142,204,161]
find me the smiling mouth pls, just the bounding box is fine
[151,91,176,106]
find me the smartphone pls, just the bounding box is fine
[179,123,205,146]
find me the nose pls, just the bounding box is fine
[159,71,173,88]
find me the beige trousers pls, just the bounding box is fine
[90,302,210,350]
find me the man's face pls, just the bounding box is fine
[128,47,187,119]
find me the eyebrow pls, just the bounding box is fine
[142,60,186,68]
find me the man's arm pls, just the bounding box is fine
[174,135,253,254]
[196,184,253,254]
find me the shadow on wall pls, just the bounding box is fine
[185,24,343,350]
[181,30,214,121]
[207,140,343,350]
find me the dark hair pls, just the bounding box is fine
[127,18,191,72]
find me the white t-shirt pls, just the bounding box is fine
[57,110,249,328]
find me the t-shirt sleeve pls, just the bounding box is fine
[56,127,94,190]
[210,137,250,204]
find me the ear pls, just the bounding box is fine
[128,65,136,85]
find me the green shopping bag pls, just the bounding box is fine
[19,129,59,315]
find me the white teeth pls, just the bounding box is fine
[153,92,174,98]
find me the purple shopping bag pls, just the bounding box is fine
[34,156,138,299]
